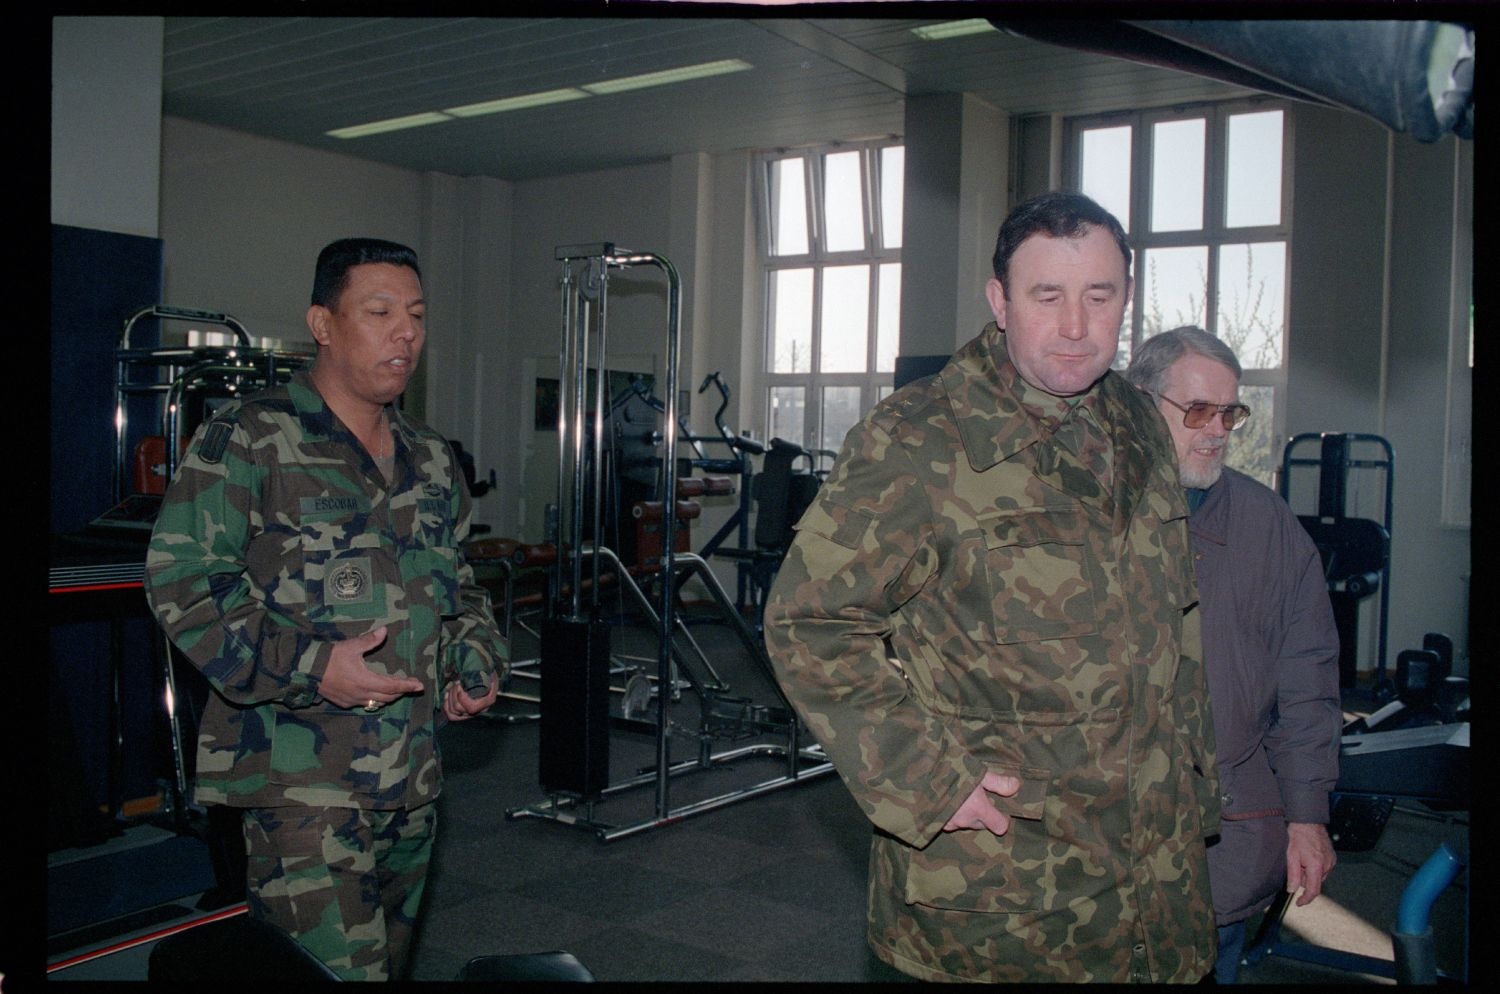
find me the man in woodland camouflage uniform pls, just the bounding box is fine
[146,238,505,980]
[764,192,1220,982]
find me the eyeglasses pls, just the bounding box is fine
[1157,395,1251,431]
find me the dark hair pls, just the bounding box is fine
[310,238,422,310]
[1123,325,1243,395]
[991,191,1132,293]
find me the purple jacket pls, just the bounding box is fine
[1190,468,1341,923]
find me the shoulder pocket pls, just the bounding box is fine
[796,497,874,550]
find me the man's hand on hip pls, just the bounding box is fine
[942,771,1023,835]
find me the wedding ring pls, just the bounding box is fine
[363,699,381,713]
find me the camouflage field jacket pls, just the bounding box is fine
[764,325,1220,982]
[145,368,507,811]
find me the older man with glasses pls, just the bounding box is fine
[1126,325,1342,983]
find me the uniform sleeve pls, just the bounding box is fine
[144,415,331,707]
[1265,515,1343,824]
[763,419,984,848]
[439,469,509,690]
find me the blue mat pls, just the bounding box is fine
[48,832,218,938]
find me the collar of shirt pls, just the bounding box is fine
[942,323,1109,473]
[289,365,414,453]
[1186,472,1235,546]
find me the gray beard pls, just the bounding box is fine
[1180,462,1224,489]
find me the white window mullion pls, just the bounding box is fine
[808,266,826,450]
[804,155,821,258]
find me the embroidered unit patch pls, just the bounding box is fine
[199,421,234,464]
[325,557,374,605]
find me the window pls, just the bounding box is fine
[1069,102,1290,485]
[758,142,903,455]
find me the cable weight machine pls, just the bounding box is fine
[1279,432,1394,696]
[109,306,312,824]
[505,244,832,841]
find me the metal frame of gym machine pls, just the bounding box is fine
[115,305,312,822]
[504,244,833,841]
[1278,432,1395,696]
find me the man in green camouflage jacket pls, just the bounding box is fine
[145,238,505,980]
[763,193,1220,982]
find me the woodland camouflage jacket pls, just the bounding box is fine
[145,368,506,811]
[764,325,1221,982]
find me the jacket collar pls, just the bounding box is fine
[941,323,1110,473]
[948,322,1092,470]
[939,325,1174,525]
[286,365,415,454]
[1187,471,1235,546]
[287,367,337,440]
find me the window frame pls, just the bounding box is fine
[755,139,902,455]
[1066,98,1293,485]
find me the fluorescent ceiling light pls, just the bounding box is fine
[445,88,590,118]
[327,111,452,139]
[582,58,751,95]
[911,20,998,42]
[328,60,750,140]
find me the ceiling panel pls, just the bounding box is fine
[159,15,1256,182]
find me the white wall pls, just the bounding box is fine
[1287,108,1472,674]
[1381,134,1471,670]
[417,171,515,529]
[159,117,430,346]
[52,17,163,238]
[899,93,1008,357]
[1286,108,1389,441]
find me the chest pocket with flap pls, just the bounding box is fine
[977,506,1100,644]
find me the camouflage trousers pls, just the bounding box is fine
[242,802,437,981]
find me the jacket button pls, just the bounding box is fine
[1221,793,1233,805]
